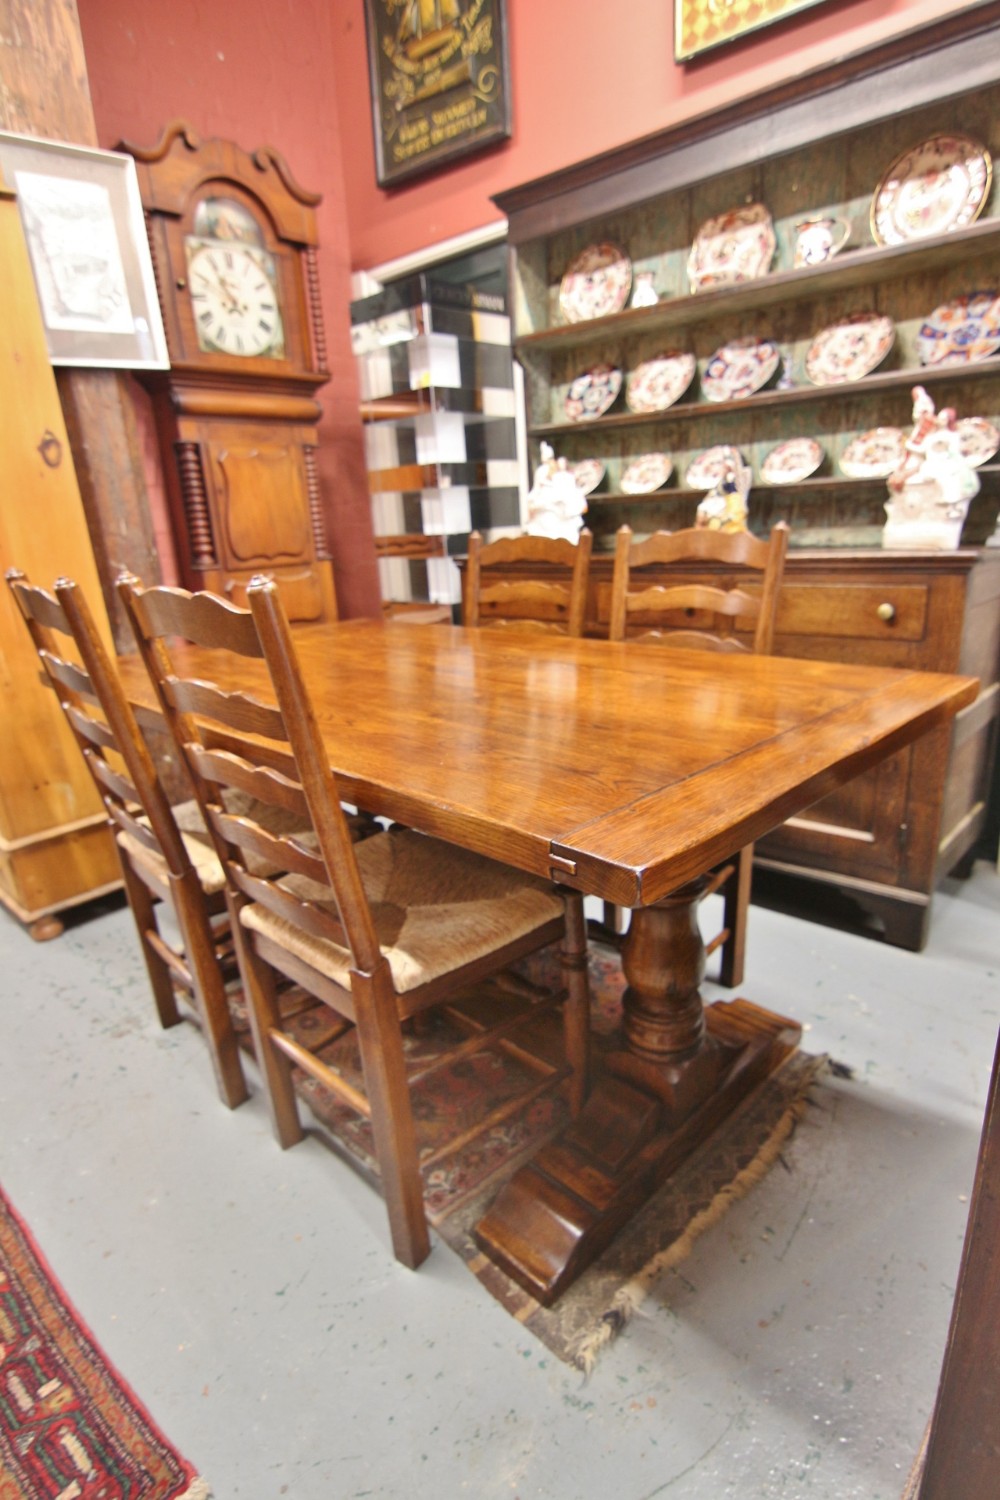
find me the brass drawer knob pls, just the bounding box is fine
[877,602,896,623]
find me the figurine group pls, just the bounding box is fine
[525,442,589,542]
[695,454,752,532]
[883,386,980,550]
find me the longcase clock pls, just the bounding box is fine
[121,121,337,621]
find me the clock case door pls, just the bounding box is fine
[122,122,338,623]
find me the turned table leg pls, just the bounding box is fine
[474,878,802,1305]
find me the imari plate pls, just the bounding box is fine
[688,203,776,292]
[625,351,697,413]
[760,437,824,485]
[871,134,992,246]
[839,427,906,478]
[916,291,1000,367]
[564,363,622,421]
[620,453,674,494]
[702,336,781,401]
[955,416,1000,467]
[685,444,747,490]
[805,312,895,386]
[571,459,606,494]
[558,243,632,324]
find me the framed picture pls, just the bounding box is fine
[0,132,169,369]
[364,0,512,189]
[675,0,827,62]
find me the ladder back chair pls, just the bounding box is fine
[463,529,593,636]
[603,522,790,987]
[118,574,591,1272]
[5,568,247,1108]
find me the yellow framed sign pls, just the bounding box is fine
[675,0,827,62]
[364,0,512,188]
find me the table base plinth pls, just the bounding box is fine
[473,998,801,1306]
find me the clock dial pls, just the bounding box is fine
[185,239,285,358]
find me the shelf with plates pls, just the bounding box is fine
[528,361,1000,441]
[492,7,1000,950]
[514,218,1000,357]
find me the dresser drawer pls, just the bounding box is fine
[774,583,929,643]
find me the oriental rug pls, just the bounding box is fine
[0,1184,209,1499]
[230,942,828,1371]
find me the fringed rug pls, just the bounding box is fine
[231,942,827,1370]
[0,1184,209,1499]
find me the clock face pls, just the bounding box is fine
[185,238,285,359]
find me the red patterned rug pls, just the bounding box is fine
[0,1184,209,1499]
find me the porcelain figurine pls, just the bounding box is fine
[883,386,980,550]
[525,442,588,542]
[695,453,752,532]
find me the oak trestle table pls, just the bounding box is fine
[118,619,977,1304]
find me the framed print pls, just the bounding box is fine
[0,132,169,369]
[675,0,827,62]
[364,0,512,188]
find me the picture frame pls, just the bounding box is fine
[675,0,827,62]
[0,131,169,369]
[363,0,512,189]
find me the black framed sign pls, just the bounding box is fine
[364,0,512,188]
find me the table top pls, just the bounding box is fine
[117,618,978,908]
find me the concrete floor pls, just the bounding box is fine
[1,864,997,1500]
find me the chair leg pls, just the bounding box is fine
[353,963,431,1271]
[172,869,248,1110]
[118,854,182,1029]
[234,915,304,1149]
[560,892,591,1116]
[718,843,754,989]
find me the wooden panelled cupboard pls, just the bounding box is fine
[0,171,120,937]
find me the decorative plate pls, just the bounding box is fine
[804,312,895,386]
[871,133,992,246]
[955,416,1000,467]
[839,427,907,478]
[916,291,1000,367]
[571,459,606,494]
[564,363,622,421]
[688,203,776,292]
[558,243,632,324]
[702,336,781,401]
[620,453,674,494]
[625,351,697,413]
[685,445,747,490]
[760,437,825,485]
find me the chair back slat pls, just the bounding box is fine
[168,676,287,743]
[118,574,384,978]
[210,808,328,886]
[88,748,142,809]
[127,584,265,658]
[64,699,120,755]
[38,651,99,704]
[464,528,592,638]
[224,862,352,950]
[625,582,760,624]
[609,523,789,653]
[190,745,311,821]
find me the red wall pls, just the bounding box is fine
[76,0,382,616]
[330,0,974,271]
